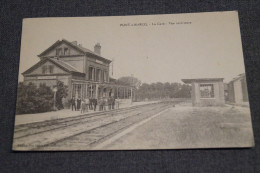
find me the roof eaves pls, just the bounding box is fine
[38,40,61,57]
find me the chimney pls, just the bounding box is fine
[94,43,101,55]
[71,41,77,45]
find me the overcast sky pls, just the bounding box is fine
[19,11,246,84]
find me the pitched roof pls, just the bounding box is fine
[22,57,84,75]
[49,58,80,72]
[182,78,224,84]
[38,39,112,63]
[229,73,246,83]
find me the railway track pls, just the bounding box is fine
[13,101,176,150]
[14,102,164,138]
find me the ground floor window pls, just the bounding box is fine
[72,84,82,98]
[200,84,214,98]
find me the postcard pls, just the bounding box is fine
[13,11,254,150]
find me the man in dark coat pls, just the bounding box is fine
[111,96,115,110]
[108,96,112,110]
[92,98,97,111]
[71,96,76,111]
[98,97,103,111]
[89,97,93,110]
[77,97,81,111]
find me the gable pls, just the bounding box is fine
[39,41,85,57]
[23,60,69,76]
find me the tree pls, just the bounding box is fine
[16,82,54,114]
[173,84,191,98]
[135,82,191,101]
[116,76,141,88]
[55,81,68,110]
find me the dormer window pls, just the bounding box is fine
[64,48,70,55]
[56,48,62,56]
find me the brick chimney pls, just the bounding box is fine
[94,43,101,55]
[71,41,77,45]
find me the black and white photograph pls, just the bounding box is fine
[12,11,254,151]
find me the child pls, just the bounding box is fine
[81,100,86,114]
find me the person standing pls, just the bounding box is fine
[77,97,81,111]
[108,96,111,110]
[85,97,90,112]
[71,96,76,111]
[103,97,107,111]
[89,97,93,110]
[98,97,103,111]
[111,96,115,110]
[93,97,97,111]
[81,100,86,113]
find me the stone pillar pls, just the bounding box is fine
[131,87,133,103]
[95,84,99,99]
[90,84,93,97]
[71,83,74,98]
[86,84,88,98]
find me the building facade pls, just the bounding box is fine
[22,39,134,106]
[227,73,249,104]
[182,78,225,106]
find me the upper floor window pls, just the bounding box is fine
[64,48,70,55]
[96,69,101,81]
[42,65,54,74]
[89,67,95,80]
[101,70,104,82]
[104,71,108,82]
[200,84,214,98]
[56,48,62,56]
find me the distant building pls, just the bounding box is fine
[182,78,225,106]
[227,73,248,104]
[22,39,134,106]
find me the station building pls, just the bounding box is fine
[22,39,134,106]
[182,78,225,106]
[227,73,249,104]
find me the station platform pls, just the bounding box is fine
[14,100,159,125]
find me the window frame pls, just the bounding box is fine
[199,83,215,98]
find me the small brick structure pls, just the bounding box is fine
[227,73,249,104]
[182,78,225,106]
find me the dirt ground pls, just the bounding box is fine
[103,102,254,150]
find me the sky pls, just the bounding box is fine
[19,11,246,84]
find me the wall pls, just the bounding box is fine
[192,81,225,106]
[42,42,84,57]
[59,56,85,73]
[24,75,70,88]
[233,79,244,103]
[85,56,110,82]
[28,61,67,75]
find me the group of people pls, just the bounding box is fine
[70,96,117,113]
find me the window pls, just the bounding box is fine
[104,71,108,82]
[42,66,47,74]
[96,69,101,81]
[200,84,214,98]
[49,65,54,74]
[56,48,62,56]
[89,67,94,80]
[101,70,104,82]
[42,65,54,74]
[64,48,70,55]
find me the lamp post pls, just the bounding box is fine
[53,87,57,110]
